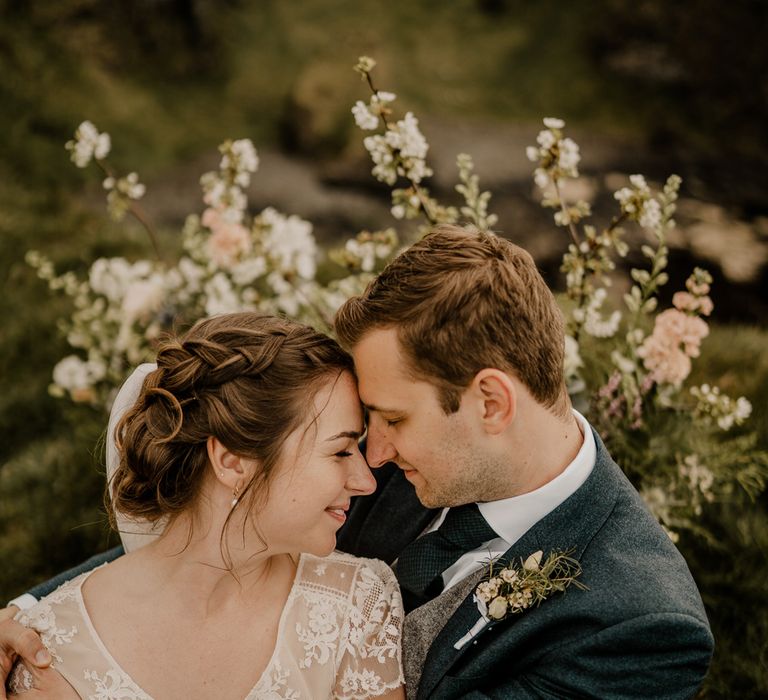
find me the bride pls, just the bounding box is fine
[8,313,405,699]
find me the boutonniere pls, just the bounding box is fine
[454,549,586,649]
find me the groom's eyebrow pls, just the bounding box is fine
[362,402,398,414]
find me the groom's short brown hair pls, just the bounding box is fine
[334,225,568,415]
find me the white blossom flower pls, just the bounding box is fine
[344,239,377,272]
[735,397,752,421]
[88,258,147,302]
[363,134,397,185]
[203,273,241,316]
[583,289,621,338]
[373,91,396,104]
[177,256,205,294]
[536,129,556,150]
[231,256,267,285]
[265,271,301,316]
[639,199,662,230]
[352,101,379,130]
[543,117,565,129]
[363,112,433,185]
[534,169,550,189]
[223,138,259,188]
[261,208,317,280]
[122,275,165,321]
[629,174,649,193]
[390,204,406,220]
[563,335,584,379]
[558,137,580,174]
[611,350,637,375]
[53,355,105,392]
[65,121,111,168]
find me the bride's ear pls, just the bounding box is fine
[207,436,256,489]
[471,369,516,435]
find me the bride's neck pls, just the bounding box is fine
[132,505,291,606]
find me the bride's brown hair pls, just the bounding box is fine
[109,313,353,529]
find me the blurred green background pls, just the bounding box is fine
[1,1,767,697]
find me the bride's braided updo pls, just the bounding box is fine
[110,312,354,524]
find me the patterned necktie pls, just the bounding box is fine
[396,503,498,611]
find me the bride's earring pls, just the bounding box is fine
[231,484,240,509]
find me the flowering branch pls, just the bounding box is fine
[353,57,457,227]
[66,121,161,260]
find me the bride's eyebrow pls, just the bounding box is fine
[324,429,364,442]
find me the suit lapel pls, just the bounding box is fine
[417,430,622,699]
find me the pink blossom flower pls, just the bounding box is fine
[638,337,692,386]
[696,296,714,316]
[638,309,709,386]
[202,207,252,268]
[672,291,713,316]
[672,291,697,313]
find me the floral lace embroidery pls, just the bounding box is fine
[338,667,390,697]
[83,668,151,700]
[296,592,341,669]
[16,583,78,664]
[340,564,401,666]
[249,660,300,700]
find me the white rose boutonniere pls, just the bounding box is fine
[454,549,587,650]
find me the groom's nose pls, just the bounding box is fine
[365,422,398,468]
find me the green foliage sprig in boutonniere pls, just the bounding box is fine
[475,549,587,621]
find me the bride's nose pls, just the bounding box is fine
[347,453,376,495]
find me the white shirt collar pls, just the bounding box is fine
[479,409,595,546]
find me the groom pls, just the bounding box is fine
[333,225,713,698]
[2,225,712,698]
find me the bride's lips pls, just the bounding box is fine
[325,503,349,524]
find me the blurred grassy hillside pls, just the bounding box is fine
[1,1,767,697]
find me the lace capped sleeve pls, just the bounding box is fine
[334,558,404,699]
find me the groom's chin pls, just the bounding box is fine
[412,484,445,510]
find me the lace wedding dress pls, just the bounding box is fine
[8,551,404,699]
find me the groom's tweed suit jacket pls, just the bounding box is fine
[336,428,714,700]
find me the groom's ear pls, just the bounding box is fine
[471,369,516,435]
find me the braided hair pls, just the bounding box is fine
[110,313,354,526]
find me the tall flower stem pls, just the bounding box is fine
[570,212,629,343]
[553,179,581,249]
[95,160,163,261]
